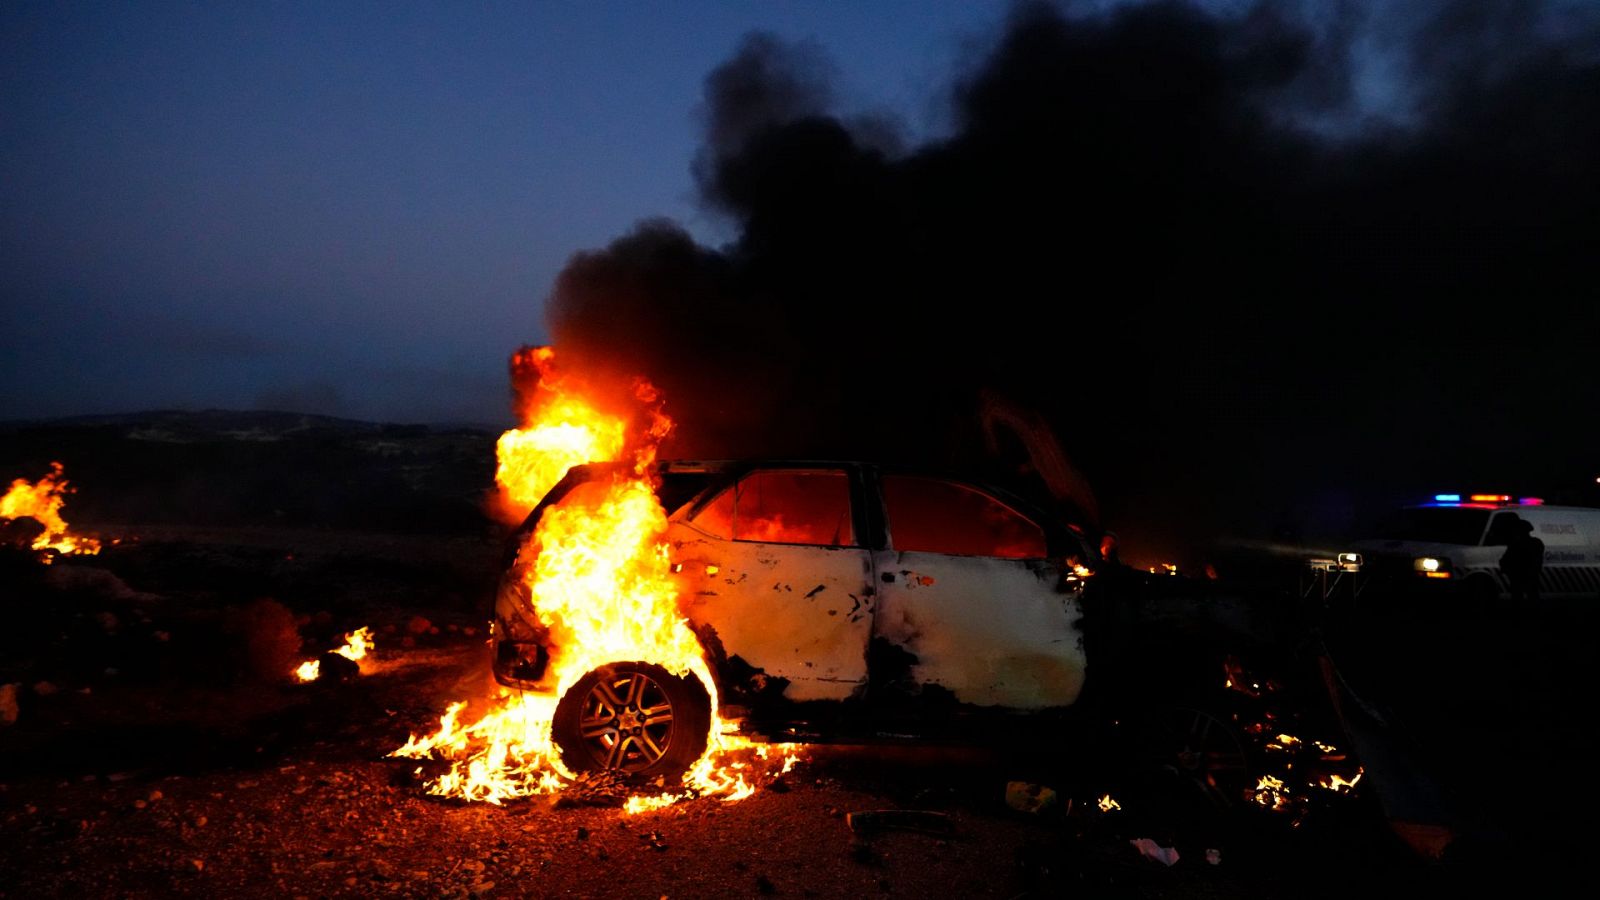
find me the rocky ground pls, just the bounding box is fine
[1,414,1588,897]
[0,528,1428,900]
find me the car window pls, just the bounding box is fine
[881,475,1046,559]
[690,469,855,547]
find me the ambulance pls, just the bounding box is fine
[1349,494,1600,601]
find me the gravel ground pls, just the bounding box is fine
[0,528,1562,899]
[2,627,1438,900]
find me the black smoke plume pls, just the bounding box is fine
[543,0,1600,560]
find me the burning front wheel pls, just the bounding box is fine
[552,662,711,781]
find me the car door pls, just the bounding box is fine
[666,466,875,701]
[869,472,1086,710]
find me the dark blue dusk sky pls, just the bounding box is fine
[2,1,1001,424]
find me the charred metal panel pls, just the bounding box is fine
[493,542,542,642]
[668,523,875,701]
[870,551,1085,709]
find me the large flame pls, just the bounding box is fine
[493,346,627,517]
[1,462,101,557]
[395,347,797,808]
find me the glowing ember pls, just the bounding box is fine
[1318,768,1363,793]
[1265,732,1303,752]
[1251,774,1292,811]
[1,462,101,557]
[294,659,321,682]
[1097,793,1122,812]
[394,346,800,808]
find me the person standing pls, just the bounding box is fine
[1499,514,1546,603]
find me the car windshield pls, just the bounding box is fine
[1369,507,1492,545]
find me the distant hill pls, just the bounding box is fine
[0,408,497,439]
[0,410,499,534]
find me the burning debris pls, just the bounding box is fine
[293,626,376,682]
[394,347,799,809]
[1224,654,1366,825]
[1,462,101,559]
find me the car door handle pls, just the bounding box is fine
[882,572,895,583]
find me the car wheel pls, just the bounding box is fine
[552,661,711,781]
[1128,705,1254,814]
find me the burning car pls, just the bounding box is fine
[492,460,1096,778]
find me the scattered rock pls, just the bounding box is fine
[406,616,433,635]
[32,681,58,697]
[0,683,19,725]
[320,653,360,682]
[43,566,152,602]
[225,598,304,683]
[148,790,163,802]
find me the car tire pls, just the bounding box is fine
[551,661,711,781]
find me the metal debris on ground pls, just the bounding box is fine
[1129,838,1181,867]
[1004,781,1059,814]
[846,809,955,837]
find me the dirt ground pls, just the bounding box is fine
[1,404,1590,898]
[0,519,1477,900]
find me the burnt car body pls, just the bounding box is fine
[492,460,1102,773]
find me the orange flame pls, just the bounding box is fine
[395,346,798,808]
[1251,774,1292,812]
[334,626,373,663]
[294,626,375,681]
[1317,768,1363,793]
[493,346,627,518]
[1,462,101,558]
[1097,793,1122,812]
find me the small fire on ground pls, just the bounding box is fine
[295,627,375,682]
[393,347,799,809]
[1,462,101,560]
